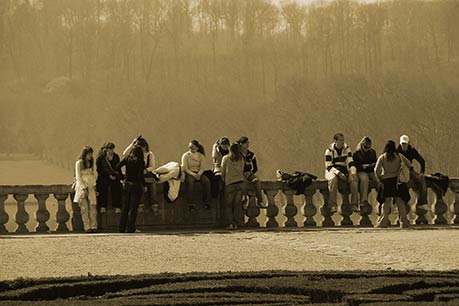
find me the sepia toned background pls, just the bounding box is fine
[1,0,458,184]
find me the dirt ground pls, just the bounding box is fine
[1,228,458,280]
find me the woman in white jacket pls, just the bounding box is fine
[74,146,98,233]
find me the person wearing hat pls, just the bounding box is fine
[397,134,428,211]
[353,136,378,207]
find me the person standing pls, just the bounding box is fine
[221,143,245,230]
[96,142,123,214]
[74,146,98,233]
[238,136,266,209]
[181,140,211,209]
[324,133,359,213]
[398,135,429,211]
[118,146,146,233]
[374,140,412,228]
[353,136,377,207]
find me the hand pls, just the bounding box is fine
[143,187,147,192]
[350,173,358,181]
[244,171,251,178]
[109,175,116,180]
[195,174,201,180]
[338,172,346,180]
[362,164,368,169]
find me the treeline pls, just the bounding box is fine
[0,0,459,178]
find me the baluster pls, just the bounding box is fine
[34,193,50,232]
[359,195,373,227]
[282,189,297,227]
[320,188,335,227]
[451,185,459,225]
[54,193,70,232]
[340,187,353,227]
[302,188,317,227]
[70,193,84,232]
[264,189,279,228]
[245,190,260,228]
[433,189,448,225]
[0,194,9,233]
[14,194,29,233]
[415,187,428,225]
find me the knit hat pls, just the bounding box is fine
[400,135,410,144]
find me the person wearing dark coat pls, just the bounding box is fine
[397,135,428,211]
[96,143,123,213]
[353,136,378,206]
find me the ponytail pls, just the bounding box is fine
[191,139,205,156]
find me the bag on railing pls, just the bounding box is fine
[398,154,410,184]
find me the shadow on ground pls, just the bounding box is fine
[1,271,459,305]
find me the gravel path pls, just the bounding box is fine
[1,228,458,280]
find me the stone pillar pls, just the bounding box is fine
[359,200,373,227]
[282,189,297,227]
[302,188,317,227]
[264,189,279,228]
[451,185,459,225]
[54,193,70,232]
[433,189,448,225]
[0,194,9,233]
[34,193,50,233]
[415,191,429,225]
[14,194,29,233]
[70,193,84,232]
[245,190,260,228]
[320,188,335,227]
[340,187,353,227]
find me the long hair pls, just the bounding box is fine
[384,140,397,161]
[191,139,205,156]
[217,136,230,146]
[229,142,242,161]
[78,146,94,169]
[136,137,150,152]
[356,136,372,151]
[97,142,115,159]
[129,146,145,166]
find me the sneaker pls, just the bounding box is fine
[374,224,388,228]
[329,205,338,214]
[256,201,268,209]
[233,224,238,230]
[400,223,411,229]
[115,208,121,214]
[351,204,361,213]
[100,207,106,213]
[138,204,144,213]
[417,204,430,211]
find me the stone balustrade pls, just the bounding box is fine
[0,179,458,234]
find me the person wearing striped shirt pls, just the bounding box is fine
[325,133,359,213]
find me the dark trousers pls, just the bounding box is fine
[97,179,123,209]
[411,171,428,206]
[185,173,211,205]
[119,182,143,233]
[141,183,158,207]
[224,182,244,227]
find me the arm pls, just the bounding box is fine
[352,151,364,172]
[122,141,135,157]
[401,154,413,170]
[346,148,357,175]
[325,149,340,175]
[145,152,156,173]
[374,155,383,182]
[197,153,206,176]
[181,153,195,176]
[413,148,425,173]
[75,160,87,189]
[101,156,117,176]
[117,156,127,173]
[212,144,219,171]
[251,154,258,174]
[221,156,227,183]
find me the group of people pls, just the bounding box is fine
[325,133,428,228]
[72,132,428,233]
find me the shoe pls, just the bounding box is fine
[400,223,411,229]
[135,229,142,233]
[100,207,106,213]
[226,224,234,230]
[233,224,238,230]
[204,203,211,210]
[242,196,249,210]
[138,204,144,213]
[85,229,93,233]
[115,208,121,214]
[256,201,268,209]
[329,205,338,213]
[417,204,430,211]
[152,204,159,215]
[374,224,388,228]
[188,204,197,211]
[351,204,360,213]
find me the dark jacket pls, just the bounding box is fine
[96,153,121,182]
[117,156,146,186]
[397,145,425,173]
[353,147,377,173]
[279,171,318,195]
[241,149,258,174]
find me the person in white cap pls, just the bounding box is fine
[397,134,429,211]
[324,133,359,213]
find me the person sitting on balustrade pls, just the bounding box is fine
[324,133,359,213]
[397,134,429,212]
[353,136,378,208]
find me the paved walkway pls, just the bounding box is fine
[1,228,458,280]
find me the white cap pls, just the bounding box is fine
[400,135,410,144]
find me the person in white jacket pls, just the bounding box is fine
[325,133,359,213]
[74,146,98,233]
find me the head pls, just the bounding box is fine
[400,135,410,151]
[103,142,115,158]
[130,145,144,161]
[359,136,372,152]
[189,139,205,155]
[78,146,94,169]
[238,136,249,150]
[218,137,230,151]
[333,133,345,149]
[135,137,149,153]
[229,142,242,161]
[384,140,397,160]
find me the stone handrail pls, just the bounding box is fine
[0,179,458,234]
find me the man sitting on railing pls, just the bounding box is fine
[325,133,359,213]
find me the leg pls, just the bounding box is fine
[224,185,236,226]
[358,172,370,203]
[79,198,91,232]
[185,174,196,204]
[349,174,359,207]
[376,198,392,228]
[327,174,339,211]
[119,186,132,233]
[411,172,428,206]
[395,197,410,227]
[247,174,264,205]
[200,174,211,205]
[89,203,98,230]
[96,181,109,210]
[110,181,123,209]
[233,186,244,228]
[127,185,143,233]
